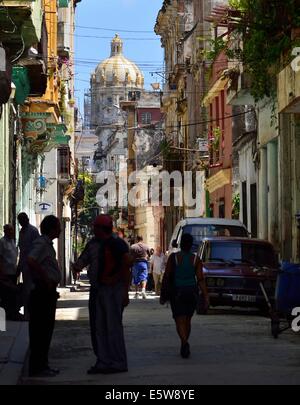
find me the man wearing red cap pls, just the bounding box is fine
[73,214,131,374]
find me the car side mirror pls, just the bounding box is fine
[171,240,178,248]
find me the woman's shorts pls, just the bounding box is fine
[170,285,198,318]
[132,261,149,285]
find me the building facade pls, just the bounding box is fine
[0,0,80,284]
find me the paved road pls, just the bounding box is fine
[20,288,300,385]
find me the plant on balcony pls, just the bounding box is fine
[206,1,300,106]
[232,193,240,219]
[227,0,300,102]
[59,82,67,115]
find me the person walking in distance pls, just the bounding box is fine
[130,236,150,299]
[17,213,40,318]
[27,215,62,377]
[160,233,209,359]
[72,215,131,374]
[0,224,19,320]
[150,246,166,296]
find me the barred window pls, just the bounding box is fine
[141,112,152,124]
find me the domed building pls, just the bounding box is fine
[90,34,144,129]
[88,34,146,184]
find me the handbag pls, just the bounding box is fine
[160,268,175,304]
[195,289,208,315]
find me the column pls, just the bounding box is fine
[258,147,268,239]
[267,140,279,247]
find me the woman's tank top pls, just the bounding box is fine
[174,252,197,287]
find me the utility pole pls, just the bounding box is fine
[120,100,137,241]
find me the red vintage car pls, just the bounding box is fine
[198,237,279,310]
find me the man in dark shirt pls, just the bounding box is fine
[73,215,131,374]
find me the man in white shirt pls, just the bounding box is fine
[0,224,19,320]
[27,215,62,378]
[17,212,40,317]
[150,246,166,296]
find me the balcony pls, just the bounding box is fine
[226,70,255,106]
[20,113,70,153]
[0,1,47,97]
[0,0,43,52]
[277,62,300,113]
[57,5,71,58]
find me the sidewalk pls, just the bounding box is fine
[0,320,29,385]
[0,287,74,385]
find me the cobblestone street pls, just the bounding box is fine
[19,288,300,385]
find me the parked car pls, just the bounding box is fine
[168,218,249,254]
[198,237,279,310]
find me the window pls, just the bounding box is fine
[182,224,248,252]
[204,241,277,268]
[141,112,152,124]
[219,198,225,218]
[58,148,70,177]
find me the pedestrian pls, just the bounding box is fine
[17,212,40,319]
[150,246,166,296]
[130,236,150,299]
[72,214,131,374]
[160,233,209,359]
[27,215,62,377]
[0,224,20,320]
[117,228,130,246]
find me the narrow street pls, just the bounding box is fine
[20,287,300,386]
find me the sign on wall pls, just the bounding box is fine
[35,202,53,215]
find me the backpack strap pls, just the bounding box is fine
[193,253,197,266]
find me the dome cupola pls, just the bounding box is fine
[94,34,144,89]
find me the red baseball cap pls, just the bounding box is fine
[93,214,113,227]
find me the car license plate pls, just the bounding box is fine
[232,294,256,303]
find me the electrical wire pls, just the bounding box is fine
[0,6,17,34]
[76,25,155,34]
[74,34,159,41]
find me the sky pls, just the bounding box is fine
[74,0,164,114]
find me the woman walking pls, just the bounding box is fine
[160,233,209,358]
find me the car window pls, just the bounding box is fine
[169,224,181,249]
[182,224,248,245]
[204,241,277,267]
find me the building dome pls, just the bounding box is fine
[94,34,144,89]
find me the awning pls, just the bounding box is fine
[12,66,30,105]
[206,168,231,194]
[58,0,69,7]
[202,74,229,107]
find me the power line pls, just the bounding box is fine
[76,25,155,34]
[74,34,159,41]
